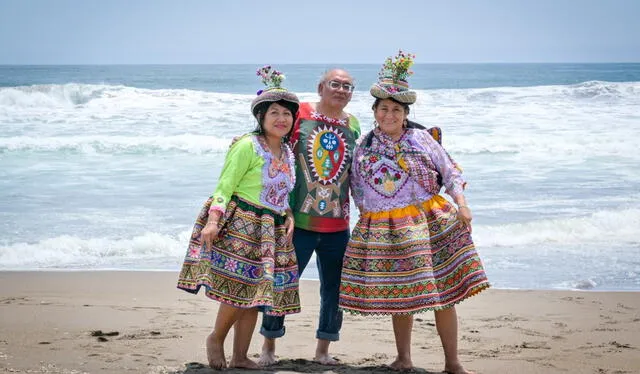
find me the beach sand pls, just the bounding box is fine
[0,271,638,374]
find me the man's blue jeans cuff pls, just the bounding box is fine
[260,325,285,339]
[316,330,339,341]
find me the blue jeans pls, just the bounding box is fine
[260,227,349,341]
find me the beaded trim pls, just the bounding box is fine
[310,110,348,126]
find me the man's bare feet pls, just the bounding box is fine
[229,356,260,369]
[444,363,475,374]
[206,333,227,370]
[388,356,414,371]
[257,347,278,366]
[313,353,340,366]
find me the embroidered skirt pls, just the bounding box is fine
[177,195,300,316]
[339,194,489,315]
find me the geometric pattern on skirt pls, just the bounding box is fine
[177,195,300,316]
[339,194,490,315]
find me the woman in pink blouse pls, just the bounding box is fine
[339,52,490,374]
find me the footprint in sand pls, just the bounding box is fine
[513,327,548,337]
[119,330,180,340]
[617,303,634,310]
[609,341,634,350]
[0,297,29,304]
[594,327,619,332]
[516,341,551,350]
[461,334,481,343]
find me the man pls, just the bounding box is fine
[258,69,360,365]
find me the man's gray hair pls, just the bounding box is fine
[318,68,355,85]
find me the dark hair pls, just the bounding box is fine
[362,120,426,147]
[253,100,299,141]
[372,97,410,115]
[364,99,420,147]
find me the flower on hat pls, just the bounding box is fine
[379,50,416,83]
[250,65,299,117]
[256,65,286,90]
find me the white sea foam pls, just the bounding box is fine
[474,208,640,247]
[0,134,233,154]
[2,208,637,270]
[2,82,639,162]
[0,231,191,270]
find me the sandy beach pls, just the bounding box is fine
[0,271,638,374]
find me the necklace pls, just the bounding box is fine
[313,103,348,126]
[259,135,283,159]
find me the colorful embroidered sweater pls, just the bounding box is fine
[351,128,465,213]
[289,102,361,232]
[209,134,295,216]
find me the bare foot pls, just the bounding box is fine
[313,353,340,365]
[206,333,226,370]
[388,356,414,371]
[257,347,278,366]
[444,363,475,374]
[229,356,259,369]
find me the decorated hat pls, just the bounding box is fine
[250,65,299,118]
[370,50,417,104]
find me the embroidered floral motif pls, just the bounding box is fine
[188,246,200,259]
[359,128,443,200]
[373,166,404,193]
[360,157,408,198]
[224,258,238,272]
[253,136,296,214]
[269,155,291,179]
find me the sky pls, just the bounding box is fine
[0,0,639,64]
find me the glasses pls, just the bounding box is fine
[326,80,355,93]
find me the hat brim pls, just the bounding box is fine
[251,89,300,117]
[370,84,416,104]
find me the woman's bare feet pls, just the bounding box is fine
[313,353,340,365]
[206,333,227,370]
[388,356,414,371]
[444,363,475,374]
[229,356,260,369]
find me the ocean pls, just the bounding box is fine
[1,63,639,291]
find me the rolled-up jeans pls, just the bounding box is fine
[260,227,349,341]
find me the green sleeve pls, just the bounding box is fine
[209,136,255,214]
[349,114,361,139]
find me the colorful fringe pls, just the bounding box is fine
[339,195,489,315]
[177,195,300,316]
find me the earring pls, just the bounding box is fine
[373,120,378,127]
[403,119,408,128]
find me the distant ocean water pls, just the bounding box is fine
[1,63,639,291]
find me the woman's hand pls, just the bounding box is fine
[201,219,220,249]
[285,215,295,243]
[457,205,473,233]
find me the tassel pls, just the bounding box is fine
[397,156,408,172]
[395,144,409,172]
